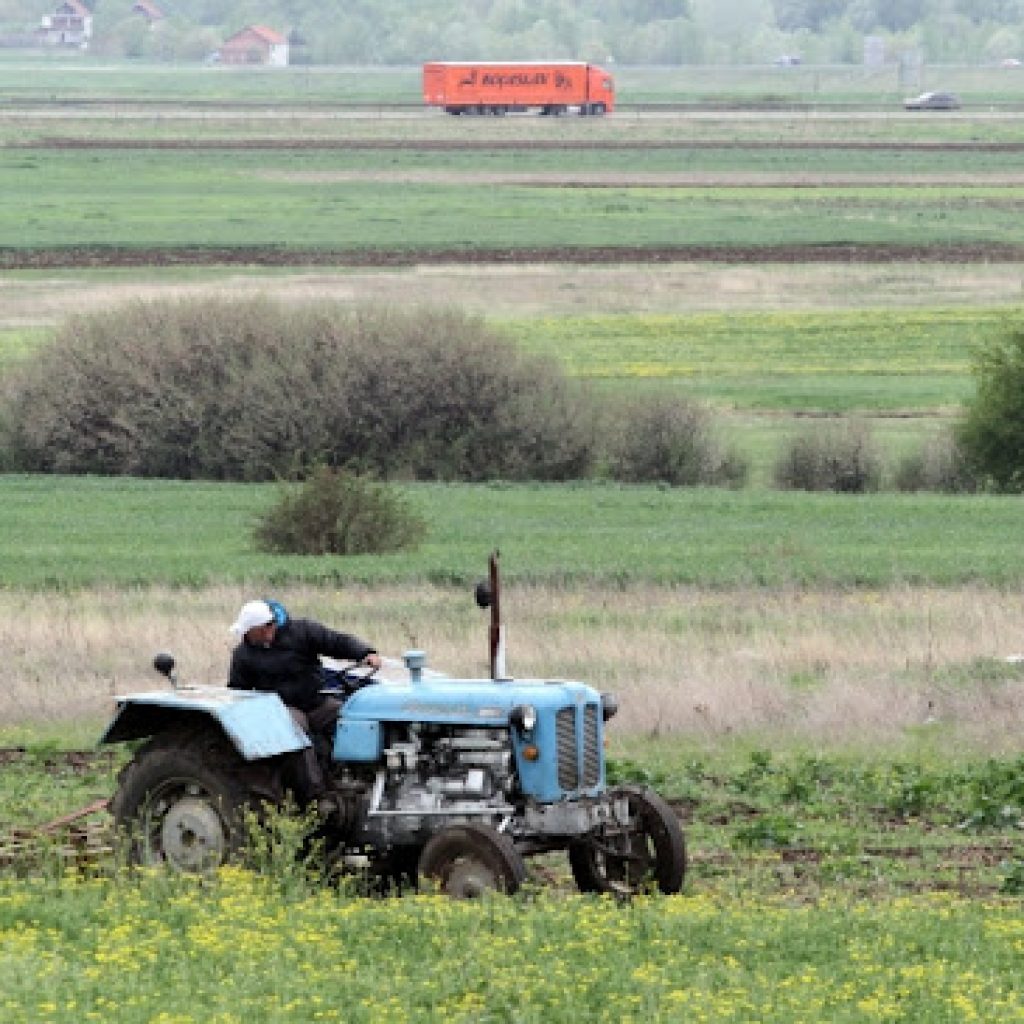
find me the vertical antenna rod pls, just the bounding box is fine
[488,550,506,680]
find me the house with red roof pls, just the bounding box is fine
[217,25,289,66]
[131,0,165,24]
[37,0,92,47]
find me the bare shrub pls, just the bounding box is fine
[895,429,980,493]
[326,305,594,482]
[604,394,748,487]
[253,467,425,556]
[773,419,882,493]
[0,299,594,483]
[0,297,343,481]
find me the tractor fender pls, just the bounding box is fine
[99,687,311,761]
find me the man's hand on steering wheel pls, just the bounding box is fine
[361,652,383,672]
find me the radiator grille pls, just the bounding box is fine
[582,704,601,787]
[555,704,602,791]
[555,707,578,789]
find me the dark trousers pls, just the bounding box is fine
[287,697,342,804]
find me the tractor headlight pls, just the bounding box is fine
[601,692,619,722]
[510,703,538,733]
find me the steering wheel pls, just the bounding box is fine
[320,660,379,698]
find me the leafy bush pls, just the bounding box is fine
[894,429,980,493]
[956,756,1024,831]
[0,298,594,483]
[731,813,799,850]
[882,763,939,820]
[605,757,670,789]
[958,327,1024,492]
[604,394,748,487]
[773,419,882,493]
[253,467,425,556]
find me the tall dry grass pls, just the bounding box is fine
[4,263,1024,334]
[3,584,1024,752]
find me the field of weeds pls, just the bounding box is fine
[7,743,1024,1022]
[5,865,1024,1024]
[5,580,1024,741]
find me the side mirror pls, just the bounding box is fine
[153,652,176,678]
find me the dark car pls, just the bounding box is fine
[903,91,960,110]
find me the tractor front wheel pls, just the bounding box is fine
[417,823,526,897]
[569,786,686,896]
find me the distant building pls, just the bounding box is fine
[864,35,886,69]
[37,0,92,48]
[132,0,166,24]
[218,25,289,66]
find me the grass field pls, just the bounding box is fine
[4,146,1024,251]
[7,109,1024,146]
[3,474,1024,588]
[509,306,1019,411]
[0,59,1020,108]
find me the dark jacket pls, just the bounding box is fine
[228,617,376,712]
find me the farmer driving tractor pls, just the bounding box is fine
[227,599,381,810]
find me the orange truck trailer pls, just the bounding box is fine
[422,61,615,116]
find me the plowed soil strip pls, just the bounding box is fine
[4,243,1024,270]
[20,137,1024,153]
[257,170,1024,187]
[0,746,116,772]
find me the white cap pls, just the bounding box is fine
[230,600,274,637]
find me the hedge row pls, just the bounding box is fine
[0,298,743,487]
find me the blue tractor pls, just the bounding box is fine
[102,559,686,897]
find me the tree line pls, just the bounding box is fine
[6,0,1022,64]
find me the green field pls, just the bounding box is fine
[0,59,1021,108]
[9,142,1024,177]
[509,307,1019,411]
[6,110,1024,146]
[0,60,423,104]
[3,145,1024,251]
[1,474,1023,588]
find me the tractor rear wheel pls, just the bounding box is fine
[111,727,279,870]
[417,823,526,897]
[569,786,686,896]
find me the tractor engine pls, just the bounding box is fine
[333,724,518,847]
